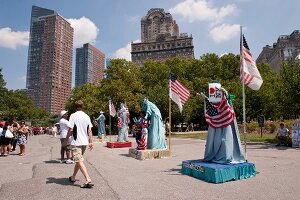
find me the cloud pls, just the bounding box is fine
[209,23,240,43]
[113,40,141,61]
[169,0,237,24]
[0,27,29,49]
[67,16,99,47]
[127,16,139,22]
[18,75,26,83]
[220,52,229,57]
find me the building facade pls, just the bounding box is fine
[26,6,73,114]
[75,43,105,87]
[257,30,300,72]
[131,8,194,66]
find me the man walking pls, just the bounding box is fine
[64,100,94,188]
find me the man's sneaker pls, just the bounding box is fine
[65,159,75,164]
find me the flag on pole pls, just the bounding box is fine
[169,73,190,112]
[109,98,116,117]
[204,94,235,129]
[240,35,263,90]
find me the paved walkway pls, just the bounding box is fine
[0,134,299,200]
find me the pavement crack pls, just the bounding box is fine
[86,158,121,200]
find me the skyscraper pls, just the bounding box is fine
[26,6,73,114]
[131,8,194,66]
[75,43,105,87]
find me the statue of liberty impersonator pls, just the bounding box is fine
[142,98,167,149]
[201,82,245,164]
[95,111,106,139]
[117,103,129,142]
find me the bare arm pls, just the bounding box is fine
[88,127,93,150]
[63,128,73,146]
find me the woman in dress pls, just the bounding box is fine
[17,121,28,156]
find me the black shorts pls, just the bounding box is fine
[0,136,11,145]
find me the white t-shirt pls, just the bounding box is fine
[68,111,93,146]
[59,118,70,139]
[277,127,289,137]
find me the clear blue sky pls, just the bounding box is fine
[0,0,299,89]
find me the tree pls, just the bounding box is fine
[279,61,300,118]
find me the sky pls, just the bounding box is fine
[0,0,299,90]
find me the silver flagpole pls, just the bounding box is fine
[240,26,247,160]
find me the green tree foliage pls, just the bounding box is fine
[65,59,144,120]
[1,90,48,120]
[280,61,300,117]
[0,70,48,121]
[100,59,144,113]
[64,54,300,128]
[65,83,101,116]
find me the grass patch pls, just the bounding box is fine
[172,132,207,140]
[172,132,278,143]
[244,133,277,143]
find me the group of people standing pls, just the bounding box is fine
[0,118,28,156]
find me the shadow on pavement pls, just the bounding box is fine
[46,177,80,186]
[163,168,182,176]
[44,160,61,164]
[119,153,131,157]
[245,143,292,150]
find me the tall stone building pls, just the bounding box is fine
[257,30,300,72]
[26,6,73,114]
[75,43,105,87]
[131,8,194,66]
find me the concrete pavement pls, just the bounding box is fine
[0,134,299,200]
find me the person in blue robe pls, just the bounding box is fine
[142,98,167,149]
[95,111,106,139]
[201,88,245,164]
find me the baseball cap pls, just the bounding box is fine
[60,110,68,117]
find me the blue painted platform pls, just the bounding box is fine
[181,160,256,184]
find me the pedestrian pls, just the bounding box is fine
[1,121,14,156]
[52,124,58,137]
[64,100,94,188]
[10,118,20,152]
[17,121,28,156]
[0,124,4,155]
[59,110,74,164]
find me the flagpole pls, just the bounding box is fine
[240,25,247,160]
[168,72,172,153]
[109,113,112,142]
[168,96,172,152]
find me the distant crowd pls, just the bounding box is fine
[0,117,29,156]
[0,117,60,157]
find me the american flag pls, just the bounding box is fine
[109,98,117,117]
[169,73,190,112]
[204,94,235,129]
[240,34,263,90]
